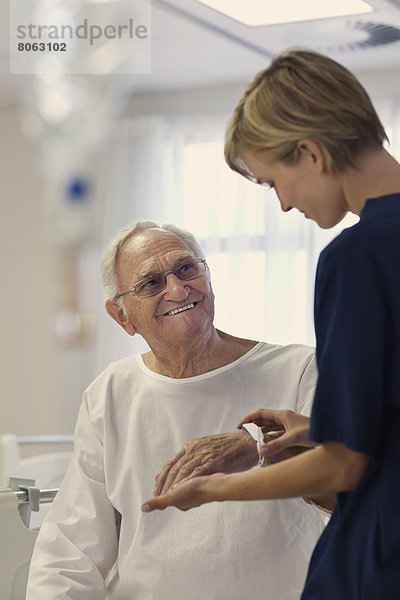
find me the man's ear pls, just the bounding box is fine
[105,299,136,336]
[297,139,325,172]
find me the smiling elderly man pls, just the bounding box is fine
[26,221,328,600]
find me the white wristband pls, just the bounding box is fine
[242,423,265,467]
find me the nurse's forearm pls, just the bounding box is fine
[210,441,370,502]
[263,440,336,511]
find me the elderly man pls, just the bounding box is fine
[26,221,327,600]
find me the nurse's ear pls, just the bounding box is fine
[105,299,136,336]
[297,139,325,173]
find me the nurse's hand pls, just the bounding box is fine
[143,473,227,513]
[238,409,315,459]
[153,431,258,496]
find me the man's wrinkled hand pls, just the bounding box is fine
[153,431,258,496]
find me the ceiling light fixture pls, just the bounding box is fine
[196,0,374,27]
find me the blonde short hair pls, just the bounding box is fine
[225,48,387,176]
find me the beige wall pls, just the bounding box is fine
[0,106,93,436]
[1,106,49,434]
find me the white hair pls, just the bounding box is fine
[101,221,206,300]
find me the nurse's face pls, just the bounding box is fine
[241,141,349,229]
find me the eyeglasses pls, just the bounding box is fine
[115,258,207,300]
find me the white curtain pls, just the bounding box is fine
[92,100,400,371]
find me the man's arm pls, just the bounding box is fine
[153,430,259,495]
[26,397,118,599]
[26,458,118,599]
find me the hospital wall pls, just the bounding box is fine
[0,106,85,436]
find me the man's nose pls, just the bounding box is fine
[163,274,189,300]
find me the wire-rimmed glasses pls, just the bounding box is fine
[115,258,207,300]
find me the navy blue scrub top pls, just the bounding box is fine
[302,194,400,600]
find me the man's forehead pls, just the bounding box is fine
[118,229,192,273]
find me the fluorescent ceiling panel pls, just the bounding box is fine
[196,0,374,26]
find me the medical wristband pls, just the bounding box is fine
[242,423,265,467]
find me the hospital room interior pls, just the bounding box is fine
[1,0,400,597]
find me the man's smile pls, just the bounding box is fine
[163,302,198,317]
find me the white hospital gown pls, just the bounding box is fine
[27,342,326,600]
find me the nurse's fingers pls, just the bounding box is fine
[238,409,313,456]
[237,408,287,431]
[144,476,215,513]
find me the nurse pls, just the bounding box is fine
[143,49,400,599]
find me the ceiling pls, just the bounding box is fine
[134,0,400,92]
[2,0,400,108]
